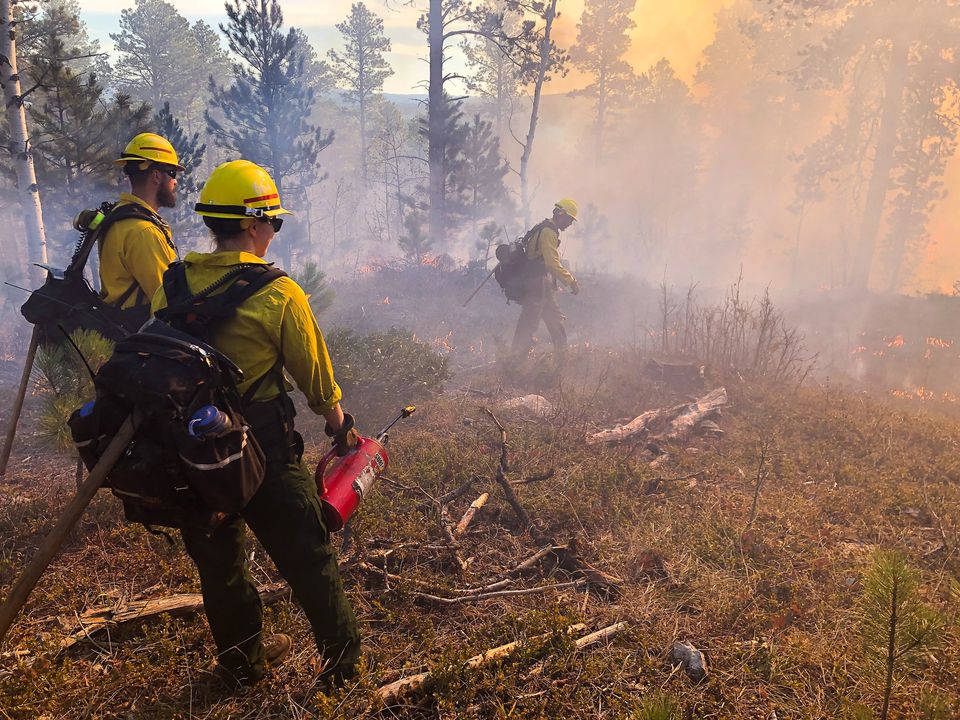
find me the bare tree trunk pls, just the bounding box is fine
[427,0,445,250]
[850,39,908,293]
[519,0,557,228]
[0,0,48,285]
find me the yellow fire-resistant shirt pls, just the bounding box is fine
[99,193,177,308]
[151,251,342,414]
[524,220,576,289]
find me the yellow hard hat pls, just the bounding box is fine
[194,160,292,219]
[554,198,578,220]
[114,132,184,170]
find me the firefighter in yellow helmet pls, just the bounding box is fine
[98,132,182,331]
[152,159,360,686]
[511,198,581,368]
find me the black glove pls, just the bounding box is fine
[325,412,360,456]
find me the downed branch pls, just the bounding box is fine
[484,409,622,596]
[377,623,588,705]
[511,468,556,486]
[413,580,584,606]
[454,493,489,536]
[57,582,289,652]
[415,476,478,511]
[526,621,629,678]
[586,387,728,445]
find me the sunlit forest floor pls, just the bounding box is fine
[1,341,959,718]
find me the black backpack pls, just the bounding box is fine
[20,201,174,344]
[68,261,286,532]
[494,220,554,303]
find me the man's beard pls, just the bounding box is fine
[158,186,177,208]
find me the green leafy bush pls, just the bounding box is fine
[326,327,449,428]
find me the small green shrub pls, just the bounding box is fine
[326,327,449,428]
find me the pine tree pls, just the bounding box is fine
[787,0,960,291]
[207,0,335,269]
[111,0,208,121]
[17,7,150,258]
[328,2,393,181]
[570,0,637,160]
[421,0,525,249]
[418,93,467,246]
[450,113,511,235]
[154,101,205,245]
[859,550,942,720]
[461,0,522,138]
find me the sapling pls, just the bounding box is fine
[633,692,679,720]
[33,330,114,449]
[858,550,942,720]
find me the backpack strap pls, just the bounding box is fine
[524,219,559,263]
[68,202,174,280]
[156,262,288,338]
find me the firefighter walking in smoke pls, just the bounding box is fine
[152,159,360,687]
[98,132,182,329]
[511,198,581,369]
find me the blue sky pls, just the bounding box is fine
[78,0,432,95]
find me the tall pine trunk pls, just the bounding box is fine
[850,39,909,293]
[519,0,557,228]
[427,0,444,250]
[1,0,48,284]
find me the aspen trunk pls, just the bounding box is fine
[519,0,558,227]
[0,0,48,285]
[427,0,444,249]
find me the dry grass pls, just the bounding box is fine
[0,344,958,719]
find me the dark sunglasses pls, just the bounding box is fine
[156,166,178,179]
[261,217,283,232]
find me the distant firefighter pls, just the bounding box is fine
[98,132,183,329]
[510,198,581,368]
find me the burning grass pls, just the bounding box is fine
[0,346,958,718]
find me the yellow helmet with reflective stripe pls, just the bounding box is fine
[194,159,292,219]
[114,132,184,170]
[554,198,578,221]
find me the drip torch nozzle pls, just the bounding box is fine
[376,405,417,442]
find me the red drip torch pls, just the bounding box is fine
[315,406,416,532]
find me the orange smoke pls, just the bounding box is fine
[550,0,734,93]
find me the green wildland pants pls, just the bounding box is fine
[511,274,568,359]
[180,437,359,684]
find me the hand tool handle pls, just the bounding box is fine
[0,413,138,646]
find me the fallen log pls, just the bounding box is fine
[377,623,587,705]
[658,387,728,442]
[56,582,289,652]
[586,404,684,445]
[586,387,728,446]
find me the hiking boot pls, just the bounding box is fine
[263,633,293,667]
